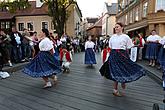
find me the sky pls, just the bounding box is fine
[76,0,117,18]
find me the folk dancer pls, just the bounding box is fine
[99,22,146,96]
[60,47,72,73]
[23,29,61,88]
[84,36,97,66]
[145,30,161,67]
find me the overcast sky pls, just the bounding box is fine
[76,0,117,18]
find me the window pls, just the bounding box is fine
[143,2,148,17]
[156,0,165,11]
[27,22,33,31]
[1,22,5,29]
[18,23,24,31]
[42,22,48,29]
[51,22,54,30]
[135,7,139,21]
[129,11,133,23]
[5,22,10,29]
[125,14,128,25]
[121,0,125,9]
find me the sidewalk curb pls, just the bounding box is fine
[138,62,162,85]
[3,62,28,73]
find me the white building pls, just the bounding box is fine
[102,2,117,37]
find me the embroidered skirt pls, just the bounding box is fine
[145,43,159,60]
[99,49,146,83]
[23,51,61,78]
[85,48,96,64]
[158,46,165,69]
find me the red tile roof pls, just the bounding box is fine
[87,16,103,31]
[0,1,48,20]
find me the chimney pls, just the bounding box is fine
[36,0,43,8]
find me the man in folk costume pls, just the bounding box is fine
[60,47,72,73]
[101,44,111,63]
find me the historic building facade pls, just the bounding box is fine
[116,0,165,37]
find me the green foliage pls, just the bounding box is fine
[41,0,74,37]
[0,0,31,13]
[0,0,74,37]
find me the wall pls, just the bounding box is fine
[16,15,53,34]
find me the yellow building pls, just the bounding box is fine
[65,2,82,38]
[116,0,165,37]
[0,0,82,38]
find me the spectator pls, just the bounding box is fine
[0,30,12,67]
[10,26,23,63]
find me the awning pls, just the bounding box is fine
[125,25,147,32]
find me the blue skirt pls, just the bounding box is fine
[23,51,61,78]
[158,46,165,71]
[99,49,145,83]
[85,48,96,64]
[145,43,159,60]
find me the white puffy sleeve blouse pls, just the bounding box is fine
[39,37,54,51]
[109,34,134,50]
[85,41,95,50]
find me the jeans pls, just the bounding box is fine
[12,45,22,62]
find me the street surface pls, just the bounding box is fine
[0,52,164,110]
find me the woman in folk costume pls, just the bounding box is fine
[99,22,146,97]
[159,36,165,92]
[101,43,111,63]
[157,36,165,70]
[23,29,61,88]
[145,30,161,67]
[84,36,96,65]
[60,46,72,73]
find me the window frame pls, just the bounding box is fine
[27,21,34,31]
[41,21,49,29]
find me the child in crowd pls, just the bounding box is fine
[60,47,72,73]
[101,43,111,63]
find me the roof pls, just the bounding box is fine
[74,1,82,18]
[0,1,48,20]
[87,16,102,30]
[86,18,98,23]
[105,3,117,15]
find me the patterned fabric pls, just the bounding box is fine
[145,43,159,60]
[158,46,165,68]
[85,48,96,64]
[23,51,61,78]
[99,49,145,83]
[54,52,61,67]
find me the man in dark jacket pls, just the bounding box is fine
[10,26,23,63]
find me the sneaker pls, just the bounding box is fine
[43,82,52,88]
[53,75,58,85]
[66,68,70,73]
[151,63,155,67]
[21,59,26,62]
[9,62,13,67]
[53,75,57,82]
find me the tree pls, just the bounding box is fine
[0,0,74,37]
[0,0,30,13]
[42,0,74,37]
